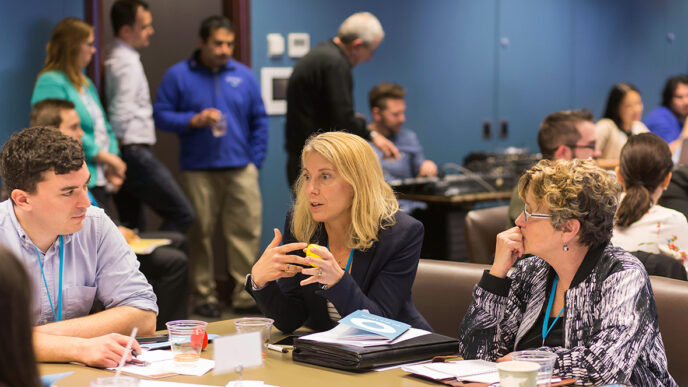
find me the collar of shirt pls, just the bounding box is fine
[109,38,140,60]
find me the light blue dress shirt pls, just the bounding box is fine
[0,200,158,326]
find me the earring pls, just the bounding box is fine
[563,244,569,252]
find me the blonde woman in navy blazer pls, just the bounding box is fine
[246,132,430,332]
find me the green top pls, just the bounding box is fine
[31,70,119,188]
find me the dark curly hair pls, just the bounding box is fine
[519,159,621,248]
[0,127,84,195]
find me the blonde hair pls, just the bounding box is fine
[40,18,92,89]
[291,132,398,250]
[518,159,620,247]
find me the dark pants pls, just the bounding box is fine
[114,145,194,233]
[138,231,190,330]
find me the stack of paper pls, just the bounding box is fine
[403,359,500,384]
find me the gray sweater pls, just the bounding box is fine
[458,243,676,386]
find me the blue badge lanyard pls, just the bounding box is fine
[34,235,64,322]
[542,275,564,346]
[327,243,355,273]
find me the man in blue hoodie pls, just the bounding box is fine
[154,15,268,317]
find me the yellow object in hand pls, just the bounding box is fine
[306,244,324,267]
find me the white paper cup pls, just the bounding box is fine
[510,350,558,386]
[498,361,540,387]
[166,320,208,366]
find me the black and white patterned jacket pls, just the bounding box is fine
[458,243,676,386]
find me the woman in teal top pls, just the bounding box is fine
[31,17,125,195]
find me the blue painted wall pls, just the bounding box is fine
[1,1,687,252]
[251,0,688,249]
[0,0,84,143]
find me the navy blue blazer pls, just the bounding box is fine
[246,211,431,333]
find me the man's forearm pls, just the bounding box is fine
[33,331,84,363]
[34,306,156,338]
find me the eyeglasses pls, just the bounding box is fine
[523,203,552,222]
[566,142,596,151]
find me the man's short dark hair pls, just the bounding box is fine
[661,74,688,109]
[369,82,406,111]
[29,99,75,128]
[111,0,149,36]
[0,127,84,194]
[537,109,594,160]
[200,15,233,42]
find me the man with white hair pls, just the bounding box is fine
[285,11,398,187]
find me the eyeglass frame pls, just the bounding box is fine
[565,141,596,151]
[523,203,552,222]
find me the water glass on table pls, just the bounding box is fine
[510,350,558,386]
[166,320,208,366]
[233,317,274,357]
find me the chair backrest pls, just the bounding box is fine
[650,275,688,386]
[412,259,490,337]
[464,205,509,264]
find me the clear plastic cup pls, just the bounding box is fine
[497,361,540,387]
[211,114,227,137]
[510,350,558,386]
[233,317,274,356]
[166,320,208,366]
[89,375,139,386]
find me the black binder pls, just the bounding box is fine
[292,332,459,371]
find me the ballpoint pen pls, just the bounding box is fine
[267,343,288,353]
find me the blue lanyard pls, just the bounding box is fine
[34,235,64,322]
[542,275,564,345]
[327,243,355,273]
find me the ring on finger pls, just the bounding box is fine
[317,268,323,277]
[285,264,291,273]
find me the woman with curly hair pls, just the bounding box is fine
[458,159,676,386]
[246,132,430,333]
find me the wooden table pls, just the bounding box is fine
[40,320,439,387]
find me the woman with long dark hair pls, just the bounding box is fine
[596,82,649,163]
[0,246,41,387]
[612,132,688,266]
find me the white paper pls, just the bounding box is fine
[299,325,430,347]
[225,381,280,387]
[214,332,263,374]
[403,360,500,382]
[139,381,218,387]
[108,350,214,378]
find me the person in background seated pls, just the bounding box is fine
[31,17,126,206]
[30,99,189,329]
[368,82,437,213]
[612,133,688,268]
[246,132,431,333]
[595,82,649,168]
[0,246,41,387]
[459,159,676,386]
[0,127,157,367]
[644,75,688,152]
[508,109,600,226]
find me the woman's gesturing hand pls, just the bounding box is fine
[251,229,308,288]
[300,244,345,288]
[490,227,525,278]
